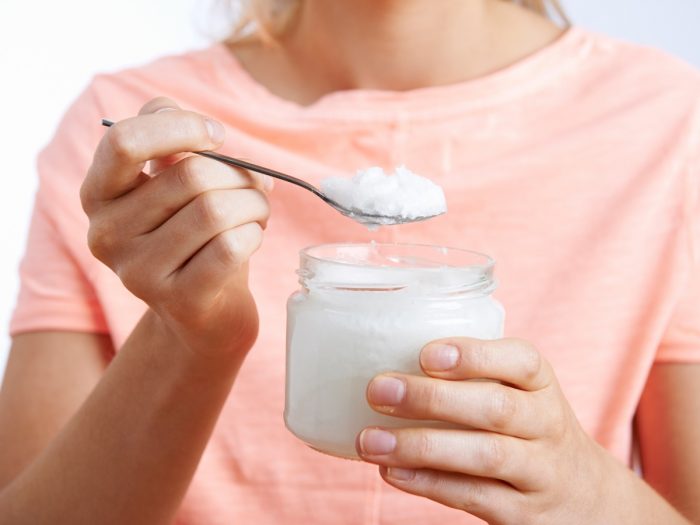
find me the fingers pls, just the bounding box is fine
[83,103,225,207]
[141,187,269,275]
[420,338,552,391]
[366,374,549,439]
[95,155,270,238]
[137,96,179,116]
[139,98,190,175]
[379,467,523,524]
[92,185,267,306]
[379,467,524,525]
[357,427,539,491]
[87,183,269,293]
[172,222,263,308]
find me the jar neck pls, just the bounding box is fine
[297,243,497,297]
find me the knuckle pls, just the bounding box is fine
[214,231,244,267]
[244,188,271,219]
[462,340,491,376]
[86,230,104,261]
[194,191,226,228]
[414,432,436,460]
[243,222,264,252]
[175,156,211,195]
[183,112,211,142]
[480,436,507,473]
[418,381,451,417]
[228,189,271,228]
[79,180,93,214]
[410,468,432,489]
[256,190,271,218]
[515,339,543,384]
[87,218,115,262]
[550,402,574,442]
[487,388,517,431]
[458,480,485,513]
[106,123,138,163]
[141,96,176,114]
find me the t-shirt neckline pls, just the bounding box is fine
[210,26,591,122]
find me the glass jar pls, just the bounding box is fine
[284,242,504,459]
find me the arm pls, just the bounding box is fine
[0,97,270,524]
[637,363,700,523]
[0,332,109,489]
[0,317,242,525]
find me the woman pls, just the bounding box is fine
[1,0,698,523]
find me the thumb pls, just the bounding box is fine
[138,97,190,175]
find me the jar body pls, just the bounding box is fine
[284,243,505,459]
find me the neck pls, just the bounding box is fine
[285,0,494,91]
[231,0,563,105]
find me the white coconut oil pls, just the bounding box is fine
[285,243,504,459]
[320,166,447,223]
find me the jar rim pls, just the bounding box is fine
[299,242,496,293]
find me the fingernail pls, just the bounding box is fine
[386,467,415,481]
[359,428,396,455]
[155,106,177,114]
[368,376,405,406]
[421,344,459,371]
[263,175,274,191]
[205,118,225,143]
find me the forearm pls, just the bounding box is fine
[637,363,700,523]
[602,451,693,525]
[0,309,244,525]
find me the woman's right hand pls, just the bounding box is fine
[80,97,271,360]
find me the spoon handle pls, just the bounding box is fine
[195,151,328,200]
[100,119,328,201]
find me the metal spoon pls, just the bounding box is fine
[101,119,442,226]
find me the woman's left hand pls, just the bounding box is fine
[356,338,625,525]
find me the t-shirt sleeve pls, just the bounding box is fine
[655,102,700,363]
[656,267,700,363]
[9,82,110,336]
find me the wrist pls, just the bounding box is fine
[124,308,247,384]
[150,284,260,361]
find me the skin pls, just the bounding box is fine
[357,339,697,524]
[637,363,700,521]
[0,99,272,524]
[0,1,698,523]
[234,0,563,104]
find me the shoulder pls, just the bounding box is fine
[37,45,229,206]
[46,44,235,166]
[572,28,699,106]
[577,32,700,209]
[558,28,700,158]
[86,44,231,118]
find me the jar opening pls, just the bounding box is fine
[299,242,495,294]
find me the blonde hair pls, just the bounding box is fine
[513,0,568,23]
[228,0,569,42]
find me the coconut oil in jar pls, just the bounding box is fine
[285,242,504,459]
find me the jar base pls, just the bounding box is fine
[308,445,362,461]
[285,417,361,460]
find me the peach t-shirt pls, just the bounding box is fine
[11,28,700,524]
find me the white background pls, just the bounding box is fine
[1,1,699,380]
